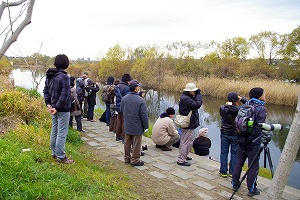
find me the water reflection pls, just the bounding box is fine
[10,68,300,189]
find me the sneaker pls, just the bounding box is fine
[177,161,191,166]
[116,137,123,141]
[232,185,239,191]
[186,156,192,160]
[229,173,232,178]
[140,152,145,156]
[161,145,172,151]
[78,130,86,133]
[131,161,144,166]
[219,172,228,178]
[248,189,260,197]
[155,144,162,148]
[56,156,75,164]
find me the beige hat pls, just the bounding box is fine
[198,128,208,137]
[183,83,198,91]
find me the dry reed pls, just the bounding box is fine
[162,76,300,107]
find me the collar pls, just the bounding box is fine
[249,98,265,105]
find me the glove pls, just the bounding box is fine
[144,129,149,133]
[195,89,201,94]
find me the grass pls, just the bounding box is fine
[242,164,273,179]
[161,76,300,106]
[0,88,140,200]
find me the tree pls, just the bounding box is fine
[249,31,281,65]
[217,37,249,59]
[266,94,300,199]
[281,26,300,66]
[0,0,35,59]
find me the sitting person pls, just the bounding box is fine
[193,128,211,156]
[152,107,180,151]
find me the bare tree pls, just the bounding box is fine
[0,0,35,59]
[266,93,300,199]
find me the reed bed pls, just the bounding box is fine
[162,76,300,107]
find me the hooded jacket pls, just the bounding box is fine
[43,68,71,112]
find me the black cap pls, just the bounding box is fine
[121,73,131,82]
[227,92,239,102]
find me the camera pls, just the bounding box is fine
[142,145,148,151]
[258,123,283,131]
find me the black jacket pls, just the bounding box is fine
[86,84,99,106]
[193,136,211,156]
[179,91,202,129]
[220,104,240,136]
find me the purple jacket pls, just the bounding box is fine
[43,68,71,112]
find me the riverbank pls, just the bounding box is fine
[159,76,300,107]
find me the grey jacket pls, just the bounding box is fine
[120,92,149,135]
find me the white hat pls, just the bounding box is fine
[183,83,198,91]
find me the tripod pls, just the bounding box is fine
[229,133,274,200]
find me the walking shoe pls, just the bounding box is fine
[177,161,191,166]
[56,156,75,164]
[186,157,192,160]
[229,173,232,178]
[232,185,239,191]
[140,152,145,156]
[219,172,228,178]
[160,145,172,151]
[247,189,260,197]
[155,144,162,148]
[131,161,144,166]
[116,137,123,141]
[79,130,86,133]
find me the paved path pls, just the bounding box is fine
[80,120,300,200]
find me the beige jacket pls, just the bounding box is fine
[152,117,178,145]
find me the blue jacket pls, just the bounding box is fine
[115,81,130,112]
[179,91,203,129]
[121,92,149,135]
[43,68,71,112]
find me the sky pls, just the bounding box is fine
[4,0,300,60]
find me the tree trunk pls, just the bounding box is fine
[266,93,300,199]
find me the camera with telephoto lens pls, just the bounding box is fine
[142,145,148,151]
[258,123,283,131]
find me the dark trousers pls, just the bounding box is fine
[109,115,117,132]
[83,98,88,118]
[116,113,125,139]
[69,115,82,131]
[232,144,260,193]
[124,134,142,164]
[87,105,95,120]
[105,103,111,126]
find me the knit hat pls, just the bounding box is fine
[87,79,93,86]
[198,128,208,138]
[227,92,239,102]
[249,87,264,99]
[107,76,114,85]
[121,73,131,82]
[166,107,175,115]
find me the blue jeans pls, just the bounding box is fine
[219,134,238,174]
[105,103,111,125]
[50,112,70,159]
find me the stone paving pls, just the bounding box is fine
[80,120,300,200]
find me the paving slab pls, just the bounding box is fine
[195,171,217,180]
[102,141,118,147]
[148,171,167,179]
[172,171,193,180]
[197,163,218,172]
[94,137,106,142]
[144,149,161,157]
[86,141,100,147]
[152,163,172,171]
[81,137,90,141]
[193,180,215,190]
[101,133,115,138]
[219,191,243,200]
[158,155,176,164]
[174,181,188,188]
[196,191,215,200]
[86,133,97,138]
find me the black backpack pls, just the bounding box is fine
[235,104,256,136]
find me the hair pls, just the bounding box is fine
[54,54,69,69]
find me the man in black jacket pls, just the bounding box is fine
[177,83,202,166]
[219,92,246,178]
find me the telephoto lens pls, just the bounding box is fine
[259,123,283,131]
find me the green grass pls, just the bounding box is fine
[242,164,273,179]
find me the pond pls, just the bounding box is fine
[10,68,300,189]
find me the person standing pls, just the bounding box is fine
[121,80,149,166]
[82,72,89,118]
[85,79,99,122]
[43,54,74,164]
[115,73,131,142]
[69,76,84,132]
[152,107,180,151]
[232,87,267,197]
[219,92,247,178]
[177,83,203,166]
[102,76,115,126]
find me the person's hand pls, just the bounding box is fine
[47,104,52,113]
[195,89,201,94]
[50,108,57,115]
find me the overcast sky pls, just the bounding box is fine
[6,0,300,60]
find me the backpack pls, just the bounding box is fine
[235,104,256,136]
[101,85,114,103]
[70,96,80,112]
